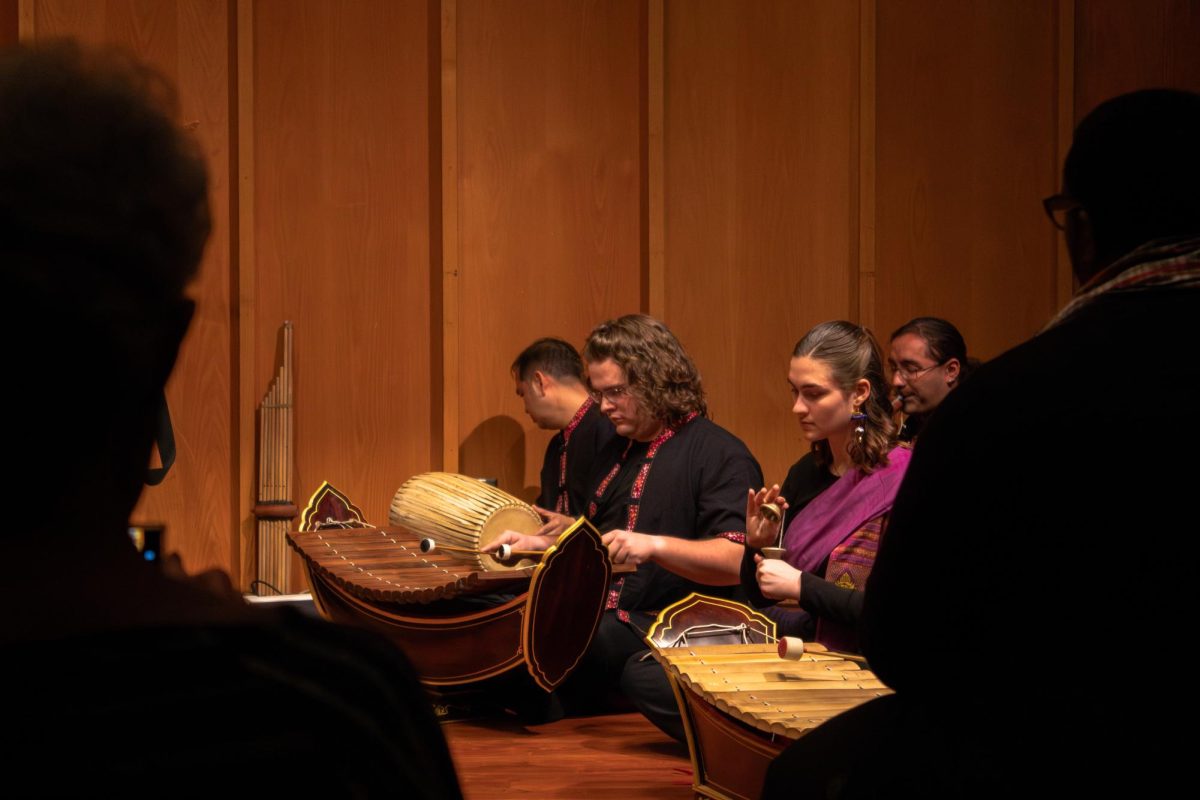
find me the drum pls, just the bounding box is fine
[388,472,543,572]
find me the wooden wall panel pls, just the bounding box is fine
[454,0,642,501]
[1,0,18,44]
[14,0,1198,580]
[251,0,432,525]
[1075,0,1200,120]
[663,0,860,486]
[874,0,1060,363]
[31,0,235,575]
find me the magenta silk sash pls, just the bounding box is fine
[782,445,912,573]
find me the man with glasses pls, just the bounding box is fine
[763,89,1200,798]
[887,316,974,440]
[489,314,761,722]
[511,337,618,519]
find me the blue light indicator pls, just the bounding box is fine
[144,550,157,561]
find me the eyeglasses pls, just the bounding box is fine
[589,384,631,404]
[890,362,944,384]
[1043,193,1084,231]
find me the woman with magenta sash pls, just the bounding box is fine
[742,320,910,653]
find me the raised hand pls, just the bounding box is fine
[745,485,788,549]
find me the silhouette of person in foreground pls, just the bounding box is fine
[0,41,461,798]
[764,88,1200,799]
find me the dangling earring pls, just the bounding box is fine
[851,405,867,446]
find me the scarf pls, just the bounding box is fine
[782,445,912,573]
[1046,236,1200,331]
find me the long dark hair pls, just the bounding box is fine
[793,321,895,472]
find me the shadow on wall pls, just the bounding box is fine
[458,415,538,503]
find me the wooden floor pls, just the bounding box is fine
[443,712,696,799]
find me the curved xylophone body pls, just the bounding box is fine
[648,595,892,800]
[288,481,611,693]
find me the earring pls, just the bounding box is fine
[851,405,867,446]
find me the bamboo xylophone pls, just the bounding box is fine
[289,524,532,604]
[646,594,892,800]
[654,642,889,740]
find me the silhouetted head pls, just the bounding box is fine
[0,41,211,527]
[1060,89,1200,281]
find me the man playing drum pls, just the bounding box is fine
[511,337,619,520]
[489,314,762,715]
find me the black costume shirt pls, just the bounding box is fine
[537,398,618,515]
[587,415,763,613]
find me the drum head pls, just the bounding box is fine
[479,506,542,570]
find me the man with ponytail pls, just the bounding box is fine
[887,316,976,439]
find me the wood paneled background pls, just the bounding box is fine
[13,0,1200,587]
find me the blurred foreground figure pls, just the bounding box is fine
[765,88,1200,798]
[0,42,460,798]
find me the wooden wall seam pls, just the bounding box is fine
[440,0,460,474]
[856,0,877,330]
[16,0,32,39]
[428,0,444,472]
[1054,0,1076,310]
[235,0,256,590]
[644,0,665,318]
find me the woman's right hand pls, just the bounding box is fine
[754,554,802,601]
[745,485,788,549]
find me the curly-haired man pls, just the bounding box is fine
[490,314,762,730]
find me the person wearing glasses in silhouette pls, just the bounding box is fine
[762,88,1200,799]
[0,41,460,798]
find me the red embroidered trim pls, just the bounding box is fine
[553,398,596,514]
[627,462,652,529]
[597,415,699,612]
[556,443,569,514]
[562,397,594,443]
[616,609,631,624]
[646,411,696,459]
[631,462,652,500]
[605,577,625,610]
[593,462,622,504]
[718,531,746,544]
